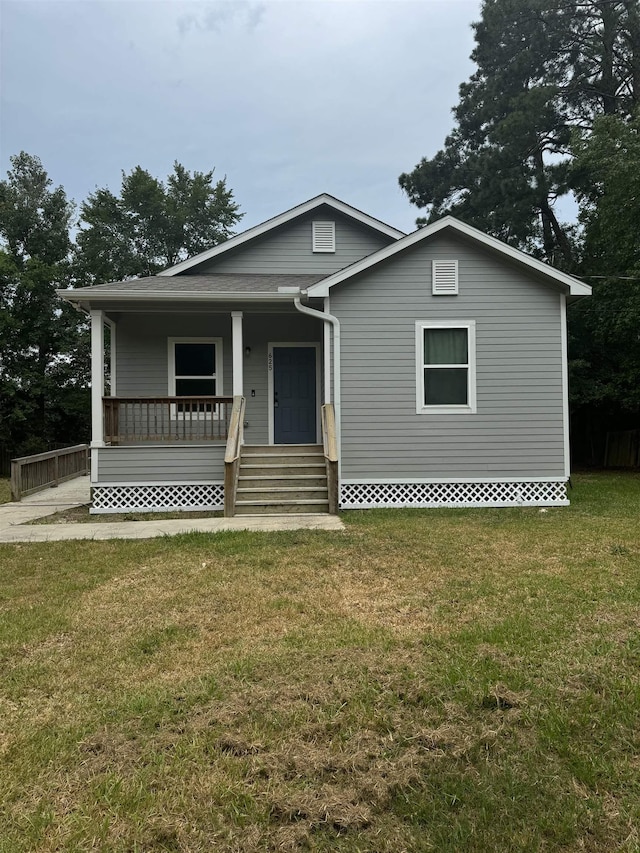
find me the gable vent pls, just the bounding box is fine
[312,221,336,253]
[432,260,458,295]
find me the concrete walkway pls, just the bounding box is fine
[0,477,344,543]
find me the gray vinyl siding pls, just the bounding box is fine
[96,445,225,482]
[331,232,566,479]
[190,211,392,275]
[115,313,232,397]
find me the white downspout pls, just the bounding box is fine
[293,296,341,472]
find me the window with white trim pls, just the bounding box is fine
[432,259,458,295]
[416,321,476,414]
[168,338,222,414]
[312,221,335,253]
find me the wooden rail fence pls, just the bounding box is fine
[10,444,89,502]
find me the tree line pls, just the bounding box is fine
[400,0,640,462]
[0,156,242,457]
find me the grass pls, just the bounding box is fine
[0,478,11,504]
[1,471,639,851]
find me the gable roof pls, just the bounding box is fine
[157,193,406,277]
[306,216,591,298]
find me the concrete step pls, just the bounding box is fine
[237,487,328,501]
[239,463,327,477]
[234,500,330,516]
[238,475,328,489]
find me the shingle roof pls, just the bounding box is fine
[67,273,326,295]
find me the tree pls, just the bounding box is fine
[568,114,640,420]
[399,0,639,265]
[75,162,243,283]
[399,0,640,462]
[0,153,89,454]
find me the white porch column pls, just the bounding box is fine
[231,311,244,396]
[90,309,105,448]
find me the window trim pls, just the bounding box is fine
[168,337,223,418]
[415,320,477,415]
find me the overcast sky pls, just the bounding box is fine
[1,0,481,236]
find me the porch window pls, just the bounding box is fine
[415,321,476,414]
[168,338,223,414]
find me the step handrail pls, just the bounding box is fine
[223,396,246,516]
[321,403,339,514]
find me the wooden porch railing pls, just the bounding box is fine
[11,444,89,502]
[321,403,339,514]
[224,396,246,517]
[103,397,234,445]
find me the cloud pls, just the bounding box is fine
[177,1,266,36]
[1,0,481,234]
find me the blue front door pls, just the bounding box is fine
[273,347,317,444]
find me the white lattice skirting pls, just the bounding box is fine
[340,480,569,509]
[91,483,224,514]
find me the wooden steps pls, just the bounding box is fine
[235,445,329,515]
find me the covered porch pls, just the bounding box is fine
[83,297,339,516]
[90,302,332,449]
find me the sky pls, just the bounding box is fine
[0,0,482,236]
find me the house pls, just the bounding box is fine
[58,193,591,515]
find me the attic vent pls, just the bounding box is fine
[432,260,458,295]
[312,221,335,253]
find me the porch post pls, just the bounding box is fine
[90,309,105,448]
[231,311,243,396]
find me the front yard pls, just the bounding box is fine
[1,473,639,851]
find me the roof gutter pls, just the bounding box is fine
[294,297,341,472]
[56,289,301,305]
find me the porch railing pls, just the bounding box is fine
[224,396,246,517]
[321,403,339,514]
[103,397,234,445]
[11,444,89,502]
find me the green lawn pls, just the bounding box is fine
[1,472,639,852]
